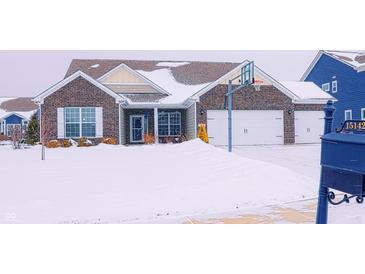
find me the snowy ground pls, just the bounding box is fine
[1,140,363,224]
[0,140,318,224]
[231,145,365,224]
[232,145,321,181]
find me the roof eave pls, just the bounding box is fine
[0,111,33,121]
[293,98,337,104]
[189,60,251,100]
[189,61,303,102]
[356,65,365,72]
[300,50,324,81]
[124,102,187,109]
[302,50,363,80]
[33,70,128,105]
[254,67,302,101]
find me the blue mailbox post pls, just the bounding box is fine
[316,101,365,224]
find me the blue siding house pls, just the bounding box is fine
[0,113,29,137]
[302,50,365,129]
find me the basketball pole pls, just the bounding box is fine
[228,80,233,152]
[226,61,254,153]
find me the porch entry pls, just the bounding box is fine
[130,115,144,142]
[7,124,22,137]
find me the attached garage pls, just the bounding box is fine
[194,65,334,146]
[295,111,324,144]
[207,110,284,146]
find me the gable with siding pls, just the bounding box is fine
[98,64,167,95]
[304,52,365,129]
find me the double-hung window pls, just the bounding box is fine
[332,80,338,93]
[65,107,80,138]
[322,83,330,92]
[65,107,96,138]
[345,109,352,121]
[158,111,181,136]
[361,108,365,120]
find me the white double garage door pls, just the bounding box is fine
[207,110,323,146]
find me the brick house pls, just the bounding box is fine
[33,59,333,145]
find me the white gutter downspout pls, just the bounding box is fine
[118,103,122,145]
[154,107,158,144]
[193,102,197,139]
[37,102,45,160]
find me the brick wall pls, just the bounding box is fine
[196,84,324,144]
[41,76,120,143]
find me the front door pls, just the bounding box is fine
[130,115,144,143]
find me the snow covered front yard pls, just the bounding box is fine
[0,140,317,224]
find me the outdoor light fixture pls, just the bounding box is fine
[200,109,204,116]
[288,109,293,115]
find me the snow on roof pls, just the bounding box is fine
[89,64,100,69]
[0,98,15,120]
[0,97,16,104]
[325,50,365,69]
[0,110,36,121]
[66,59,239,85]
[0,97,37,120]
[136,68,210,104]
[156,61,190,67]
[279,81,334,101]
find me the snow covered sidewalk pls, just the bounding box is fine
[0,140,317,224]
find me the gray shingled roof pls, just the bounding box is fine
[65,59,240,86]
[325,51,365,68]
[0,97,37,112]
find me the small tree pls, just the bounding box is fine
[10,125,22,149]
[26,114,39,145]
[198,123,209,143]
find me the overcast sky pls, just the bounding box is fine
[0,50,317,97]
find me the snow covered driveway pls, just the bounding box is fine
[0,140,316,223]
[229,144,365,224]
[231,144,321,181]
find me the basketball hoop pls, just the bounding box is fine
[226,61,255,152]
[253,79,264,91]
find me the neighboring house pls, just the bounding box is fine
[302,50,365,129]
[0,97,38,137]
[33,59,332,146]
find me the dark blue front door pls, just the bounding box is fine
[130,115,144,142]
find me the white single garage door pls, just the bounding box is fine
[295,111,324,144]
[207,110,284,146]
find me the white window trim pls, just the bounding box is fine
[332,80,338,93]
[6,124,21,137]
[158,111,182,137]
[130,115,145,143]
[64,107,97,138]
[361,108,365,120]
[322,83,330,92]
[345,109,352,121]
[144,115,149,135]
